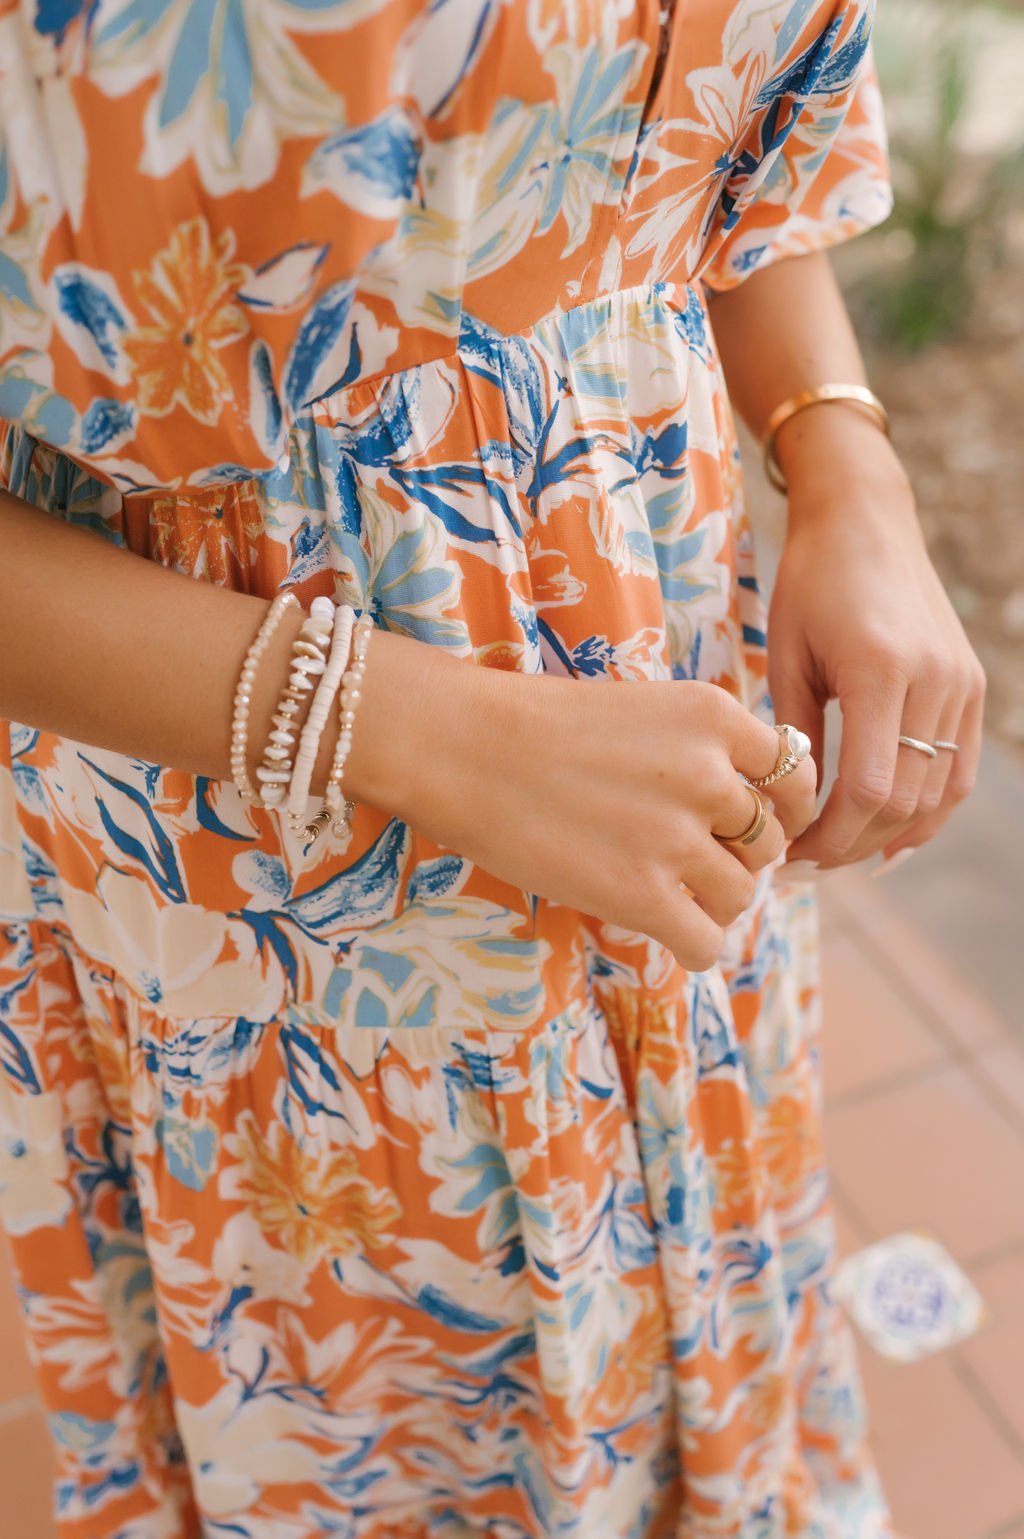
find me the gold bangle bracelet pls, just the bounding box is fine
[761,383,890,494]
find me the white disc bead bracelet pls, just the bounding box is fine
[288,601,356,839]
[230,591,300,805]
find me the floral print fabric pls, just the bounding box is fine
[0,1,894,1535]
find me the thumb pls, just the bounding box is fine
[768,648,827,795]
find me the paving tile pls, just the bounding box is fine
[0,1411,55,1539]
[957,1249,1024,1451]
[0,1239,37,1407]
[824,866,1009,1053]
[805,719,1024,1037]
[817,884,848,942]
[859,1347,1024,1539]
[974,1038,1024,1125]
[832,1189,872,1261]
[821,933,949,1102]
[824,1064,1024,1263]
[876,741,1024,1034]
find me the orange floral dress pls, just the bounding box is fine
[0,0,894,1534]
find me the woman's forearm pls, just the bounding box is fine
[0,491,824,975]
[706,251,912,508]
[0,490,446,817]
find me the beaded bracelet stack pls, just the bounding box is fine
[230,593,373,849]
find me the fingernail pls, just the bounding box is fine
[777,859,836,884]
[872,847,916,879]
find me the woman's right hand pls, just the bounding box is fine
[0,495,809,970]
[348,634,817,973]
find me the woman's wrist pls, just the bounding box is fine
[0,489,488,832]
[774,403,916,526]
[246,618,437,821]
[325,628,474,824]
[773,399,908,491]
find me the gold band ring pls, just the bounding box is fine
[898,735,938,760]
[715,785,770,849]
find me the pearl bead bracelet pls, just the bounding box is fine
[230,591,300,805]
[255,596,334,809]
[323,610,374,848]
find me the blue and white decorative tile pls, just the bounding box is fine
[835,1231,985,1362]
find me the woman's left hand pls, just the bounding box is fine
[767,453,986,869]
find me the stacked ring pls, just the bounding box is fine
[897,734,937,760]
[715,785,770,849]
[748,723,813,789]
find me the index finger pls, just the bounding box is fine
[725,704,817,840]
[785,670,907,866]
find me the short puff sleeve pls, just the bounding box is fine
[701,45,893,292]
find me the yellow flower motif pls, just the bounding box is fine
[226,1115,401,1264]
[147,483,265,587]
[710,1136,768,1225]
[123,217,249,425]
[746,1371,787,1434]
[596,984,692,1095]
[79,1017,133,1129]
[759,1089,820,1190]
[593,1293,667,1418]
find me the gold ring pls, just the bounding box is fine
[715,785,769,849]
[748,723,813,788]
[898,734,938,760]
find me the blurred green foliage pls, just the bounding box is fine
[860,0,1024,351]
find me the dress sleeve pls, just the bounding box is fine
[700,46,893,293]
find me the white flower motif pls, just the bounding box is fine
[175,1384,328,1519]
[356,132,483,333]
[89,0,358,196]
[60,866,286,1020]
[327,894,552,1032]
[0,1088,72,1235]
[23,1252,158,1394]
[209,1213,312,1309]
